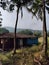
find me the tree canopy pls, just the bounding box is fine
[18,29,33,35]
[0,28,9,34]
[26,0,49,20]
[0,0,33,11]
[0,0,49,20]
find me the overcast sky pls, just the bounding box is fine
[0,7,49,30]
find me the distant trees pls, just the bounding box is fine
[34,31,42,37]
[18,30,42,37]
[18,29,33,35]
[0,28,9,34]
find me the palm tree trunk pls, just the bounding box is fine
[13,7,19,54]
[43,0,48,57]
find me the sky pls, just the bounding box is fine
[0,7,49,30]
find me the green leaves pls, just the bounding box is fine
[18,29,33,35]
[11,0,32,4]
[9,4,14,11]
[1,2,7,10]
[46,0,49,6]
[26,0,49,20]
[46,6,49,13]
[20,6,23,18]
[0,12,2,27]
[0,28,9,34]
[0,0,49,20]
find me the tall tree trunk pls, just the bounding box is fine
[43,0,48,57]
[13,7,19,54]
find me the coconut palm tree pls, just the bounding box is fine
[0,0,33,54]
[26,0,49,57]
[10,0,33,54]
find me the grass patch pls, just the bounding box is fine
[0,53,9,61]
[0,37,49,65]
[0,45,40,65]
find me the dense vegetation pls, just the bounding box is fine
[0,0,49,64]
[0,37,49,65]
[0,28,9,34]
[18,29,33,35]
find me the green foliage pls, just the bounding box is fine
[47,32,49,36]
[0,39,49,65]
[18,29,33,35]
[46,0,49,6]
[0,44,40,65]
[11,0,32,5]
[0,28,9,34]
[26,0,49,20]
[0,0,33,11]
[0,0,49,19]
[34,31,42,37]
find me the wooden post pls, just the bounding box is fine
[1,39,4,52]
[20,39,23,48]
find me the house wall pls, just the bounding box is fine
[0,39,2,48]
[16,38,20,49]
[0,39,4,49]
[27,38,38,45]
[23,38,38,46]
[23,38,28,47]
[0,37,38,51]
[0,38,14,51]
[4,38,14,51]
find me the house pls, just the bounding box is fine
[0,33,38,51]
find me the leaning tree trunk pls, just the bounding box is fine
[13,7,19,54]
[43,0,48,58]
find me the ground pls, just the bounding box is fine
[0,37,49,65]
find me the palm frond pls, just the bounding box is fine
[45,6,49,13]
[20,6,23,18]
